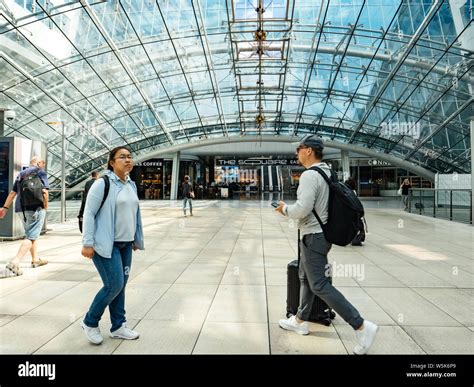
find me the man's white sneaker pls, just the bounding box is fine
[354,320,378,355]
[81,321,103,345]
[110,323,139,340]
[278,315,309,335]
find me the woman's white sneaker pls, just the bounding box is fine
[354,320,378,354]
[81,321,103,345]
[110,323,140,340]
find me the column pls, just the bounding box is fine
[170,151,180,200]
[449,0,473,224]
[0,111,4,136]
[341,150,350,182]
[471,119,474,225]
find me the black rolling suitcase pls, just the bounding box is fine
[286,231,336,326]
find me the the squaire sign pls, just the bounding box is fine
[217,158,299,166]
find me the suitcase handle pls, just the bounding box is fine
[297,229,300,265]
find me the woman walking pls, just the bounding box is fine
[81,146,144,345]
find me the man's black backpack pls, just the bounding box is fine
[78,176,110,233]
[309,166,365,247]
[351,217,367,246]
[19,169,45,220]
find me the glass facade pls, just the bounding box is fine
[0,0,472,191]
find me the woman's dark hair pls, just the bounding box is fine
[108,146,132,171]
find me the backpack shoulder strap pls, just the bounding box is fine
[308,166,333,185]
[98,175,110,212]
[306,166,332,228]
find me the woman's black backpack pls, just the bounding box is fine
[309,166,365,247]
[78,176,110,233]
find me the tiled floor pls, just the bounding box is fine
[1,200,473,354]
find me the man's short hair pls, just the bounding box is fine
[30,156,43,166]
[312,147,323,160]
[91,171,99,178]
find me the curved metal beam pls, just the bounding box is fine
[67,42,474,86]
[136,135,435,180]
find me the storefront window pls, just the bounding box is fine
[131,159,163,200]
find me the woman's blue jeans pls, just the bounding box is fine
[83,241,133,332]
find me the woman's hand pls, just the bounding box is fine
[81,246,94,259]
[133,244,139,251]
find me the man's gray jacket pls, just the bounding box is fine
[284,162,331,236]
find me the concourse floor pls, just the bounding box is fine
[0,200,473,354]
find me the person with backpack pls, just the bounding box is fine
[77,171,99,233]
[80,146,144,345]
[0,156,49,276]
[274,135,378,355]
[182,175,194,217]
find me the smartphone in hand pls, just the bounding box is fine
[271,201,279,208]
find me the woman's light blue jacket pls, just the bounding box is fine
[82,171,144,258]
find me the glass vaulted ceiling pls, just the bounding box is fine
[0,0,473,188]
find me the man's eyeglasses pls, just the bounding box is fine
[115,155,133,160]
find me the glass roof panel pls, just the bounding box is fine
[0,0,471,187]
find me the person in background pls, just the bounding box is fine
[182,175,194,217]
[0,156,49,276]
[344,177,357,194]
[81,146,144,345]
[400,178,412,210]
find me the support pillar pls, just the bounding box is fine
[341,150,350,182]
[170,151,180,200]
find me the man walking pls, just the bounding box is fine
[0,156,49,276]
[275,135,378,355]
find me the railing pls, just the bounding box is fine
[409,188,472,225]
[44,189,83,223]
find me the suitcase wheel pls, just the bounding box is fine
[316,318,332,327]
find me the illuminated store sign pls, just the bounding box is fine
[217,158,299,166]
[134,160,163,167]
[367,159,391,166]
